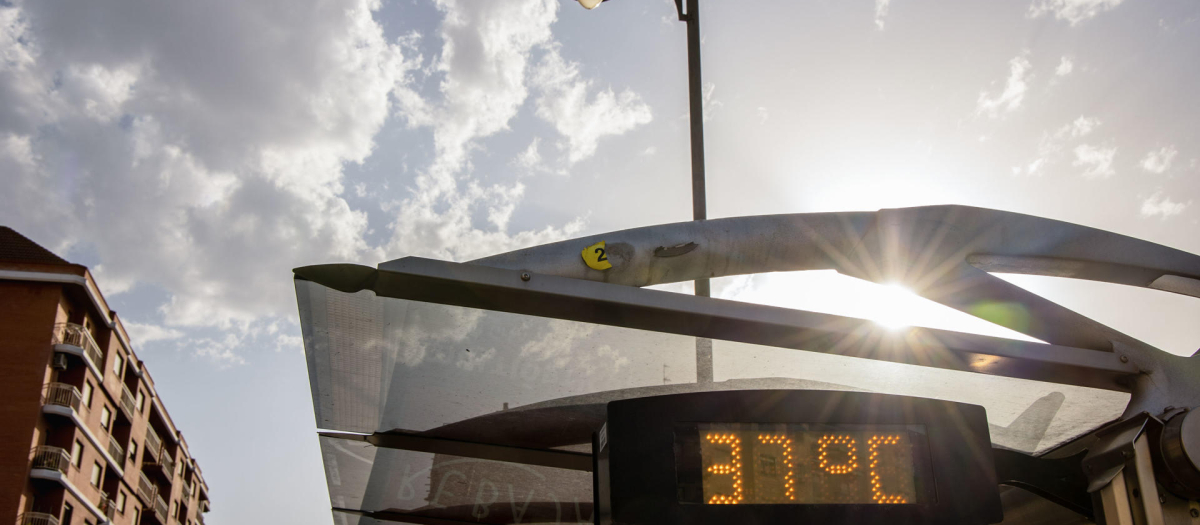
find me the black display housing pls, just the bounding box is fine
[594,390,1003,525]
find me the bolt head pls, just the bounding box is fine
[520,272,531,281]
[1190,508,1199,518]
[1120,355,1130,363]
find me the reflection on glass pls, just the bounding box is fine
[298,279,1129,455]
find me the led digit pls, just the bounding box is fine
[696,425,919,505]
[817,435,858,475]
[757,434,796,501]
[704,433,743,504]
[868,435,907,504]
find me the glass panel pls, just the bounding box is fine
[321,436,592,523]
[297,279,1128,456]
[297,280,697,439]
[712,340,1128,454]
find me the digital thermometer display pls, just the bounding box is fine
[692,424,927,505]
[595,391,1001,525]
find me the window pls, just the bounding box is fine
[128,441,138,465]
[100,406,111,430]
[113,353,124,376]
[90,461,102,486]
[71,440,83,468]
[135,389,145,412]
[81,380,94,408]
[61,503,73,525]
[117,491,126,513]
[133,507,140,525]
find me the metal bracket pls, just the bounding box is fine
[1083,414,1158,492]
[674,0,686,21]
[994,448,1093,518]
[1083,413,1169,525]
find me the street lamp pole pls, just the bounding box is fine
[580,0,713,380]
[679,0,707,227]
[676,0,713,381]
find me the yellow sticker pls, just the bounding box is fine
[582,241,613,270]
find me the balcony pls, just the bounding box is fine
[150,494,169,524]
[16,512,59,525]
[42,386,126,478]
[107,436,125,469]
[98,492,116,521]
[30,446,71,475]
[145,449,175,483]
[182,477,195,498]
[119,382,138,420]
[137,470,157,505]
[145,428,163,460]
[52,323,104,373]
[43,383,83,413]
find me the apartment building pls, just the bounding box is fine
[0,227,211,525]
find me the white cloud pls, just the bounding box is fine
[1018,157,1046,176]
[59,63,141,123]
[1140,145,1178,174]
[976,54,1032,118]
[455,347,496,371]
[382,0,598,262]
[1021,116,1101,175]
[1055,56,1074,76]
[875,0,891,30]
[0,0,414,340]
[0,0,644,365]
[1140,192,1190,219]
[123,321,185,344]
[520,320,596,368]
[1063,116,1099,138]
[531,47,652,164]
[1072,144,1117,178]
[274,332,303,353]
[757,106,769,124]
[1028,0,1124,26]
[193,334,248,368]
[514,137,543,171]
[596,344,630,372]
[427,0,558,173]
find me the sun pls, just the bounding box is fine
[718,271,1040,342]
[865,284,921,330]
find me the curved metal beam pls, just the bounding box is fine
[460,206,1200,354]
[465,206,1200,298]
[448,205,1200,416]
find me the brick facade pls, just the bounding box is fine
[0,227,211,525]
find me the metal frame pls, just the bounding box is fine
[296,255,1137,390]
[297,204,1200,525]
[320,431,592,472]
[461,205,1200,417]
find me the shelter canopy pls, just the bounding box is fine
[297,277,1128,524]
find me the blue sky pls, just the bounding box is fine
[2,0,1199,523]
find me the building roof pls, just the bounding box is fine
[0,226,71,266]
